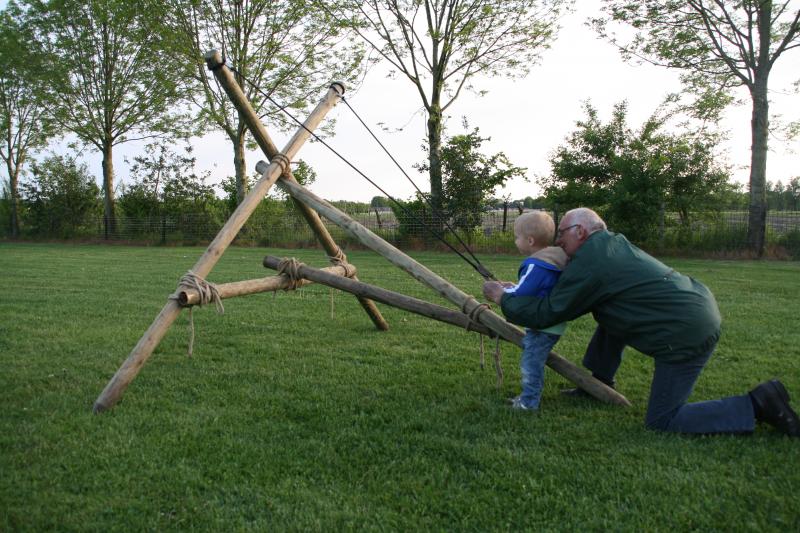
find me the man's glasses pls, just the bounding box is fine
[556,224,580,238]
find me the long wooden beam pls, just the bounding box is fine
[256,161,631,407]
[91,86,344,414]
[263,256,493,335]
[204,50,388,332]
[264,256,609,398]
[178,262,356,306]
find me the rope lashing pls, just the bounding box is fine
[462,300,504,389]
[276,257,304,291]
[170,271,224,357]
[327,248,347,266]
[270,153,291,174]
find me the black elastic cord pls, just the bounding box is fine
[340,96,496,279]
[227,65,497,281]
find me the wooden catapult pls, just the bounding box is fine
[92,50,630,414]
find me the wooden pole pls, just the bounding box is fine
[204,50,388,332]
[179,262,356,306]
[257,162,631,407]
[263,256,492,335]
[262,257,610,400]
[91,86,344,414]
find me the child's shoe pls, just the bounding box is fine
[510,396,537,411]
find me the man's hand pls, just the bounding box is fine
[482,281,505,305]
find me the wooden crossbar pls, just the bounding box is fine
[179,262,356,306]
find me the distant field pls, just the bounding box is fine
[1,243,799,530]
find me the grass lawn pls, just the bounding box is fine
[1,242,799,531]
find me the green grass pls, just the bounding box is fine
[1,243,799,531]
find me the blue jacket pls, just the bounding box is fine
[504,249,567,335]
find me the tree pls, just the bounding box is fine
[118,141,223,239]
[593,0,800,255]
[346,0,569,219]
[0,4,56,238]
[370,195,390,208]
[150,0,365,205]
[118,141,201,218]
[20,153,102,237]
[788,177,800,210]
[26,0,190,234]
[417,122,526,232]
[541,101,732,241]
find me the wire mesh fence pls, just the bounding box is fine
[12,207,799,258]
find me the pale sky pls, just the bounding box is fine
[16,1,800,202]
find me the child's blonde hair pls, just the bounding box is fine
[514,211,555,246]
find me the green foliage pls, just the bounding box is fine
[0,4,57,238]
[119,143,196,218]
[352,0,570,213]
[418,123,526,233]
[541,101,732,242]
[24,0,191,229]
[389,195,435,242]
[370,196,391,208]
[767,177,800,211]
[592,0,800,254]
[148,0,367,202]
[778,229,800,260]
[1,244,799,530]
[592,1,800,117]
[117,142,225,241]
[19,154,102,237]
[26,0,188,148]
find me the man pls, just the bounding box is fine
[483,207,799,436]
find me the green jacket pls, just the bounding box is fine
[500,230,721,361]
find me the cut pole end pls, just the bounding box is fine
[329,81,346,96]
[204,50,224,71]
[255,160,268,175]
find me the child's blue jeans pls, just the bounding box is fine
[520,330,560,409]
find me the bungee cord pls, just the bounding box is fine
[227,62,498,281]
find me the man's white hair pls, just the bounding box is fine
[565,208,607,234]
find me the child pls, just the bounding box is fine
[502,211,568,410]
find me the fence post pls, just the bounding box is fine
[161,214,166,245]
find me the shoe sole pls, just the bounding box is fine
[767,380,800,437]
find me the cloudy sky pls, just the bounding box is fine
[17,1,800,202]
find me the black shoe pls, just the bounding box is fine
[749,379,800,437]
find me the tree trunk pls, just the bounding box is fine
[7,159,20,239]
[747,85,768,257]
[747,7,773,257]
[233,121,248,205]
[101,140,117,235]
[427,101,444,229]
